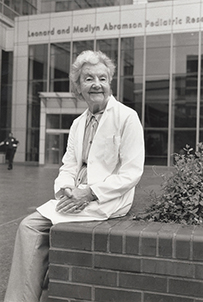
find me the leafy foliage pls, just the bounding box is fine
[135,143,203,225]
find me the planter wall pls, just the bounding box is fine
[48,215,203,302]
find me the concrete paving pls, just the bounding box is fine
[0,162,167,302]
[0,163,59,302]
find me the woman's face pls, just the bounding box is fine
[78,62,111,113]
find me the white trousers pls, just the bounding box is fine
[4,212,52,302]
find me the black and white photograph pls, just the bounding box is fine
[1,1,203,301]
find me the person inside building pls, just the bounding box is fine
[0,132,19,170]
[4,50,145,302]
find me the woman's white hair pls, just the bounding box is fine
[70,50,116,97]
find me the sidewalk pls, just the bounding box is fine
[0,163,168,302]
[0,164,59,302]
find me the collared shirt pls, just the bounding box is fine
[75,109,104,187]
[82,110,103,163]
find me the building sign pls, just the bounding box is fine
[21,0,203,44]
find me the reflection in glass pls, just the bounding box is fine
[46,134,60,164]
[46,114,79,130]
[29,45,48,80]
[96,39,118,97]
[72,41,94,63]
[96,39,118,76]
[27,82,46,131]
[27,45,48,161]
[47,115,60,129]
[28,82,47,105]
[50,43,70,92]
[146,35,170,76]
[26,129,39,161]
[145,130,168,165]
[172,33,198,154]
[120,37,143,117]
[172,78,197,128]
[145,35,170,165]
[0,50,13,141]
[145,77,169,128]
[174,130,196,154]
[44,115,80,164]
[120,77,143,115]
[200,32,203,138]
[42,0,133,13]
[62,114,79,129]
[173,33,198,128]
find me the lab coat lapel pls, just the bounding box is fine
[77,110,87,165]
[95,96,115,133]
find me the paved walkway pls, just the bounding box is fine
[0,163,58,302]
[0,162,168,302]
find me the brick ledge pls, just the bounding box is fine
[48,217,203,302]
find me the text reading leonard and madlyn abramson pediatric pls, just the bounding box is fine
[28,16,203,38]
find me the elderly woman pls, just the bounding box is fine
[4,50,144,302]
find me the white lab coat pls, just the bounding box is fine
[53,95,145,221]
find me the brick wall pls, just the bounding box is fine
[48,215,203,302]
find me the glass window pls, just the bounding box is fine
[26,129,39,161]
[45,132,69,165]
[120,37,144,116]
[3,5,17,19]
[72,40,94,62]
[62,114,79,129]
[145,129,168,165]
[56,0,71,12]
[2,0,37,17]
[120,0,132,4]
[28,82,47,105]
[42,0,133,13]
[174,130,196,154]
[200,32,203,140]
[0,130,8,153]
[0,50,13,139]
[44,115,79,164]
[1,50,13,84]
[145,76,169,128]
[172,32,198,152]
[22,0,37,15]
[50,42,70,92]
[41,0,55,13]
[29,45,48,80]
[96,39,118,76]
[145,34,170,165]
[96,39,118,97]
[47,114,60,129]
[13,0,21,14]
[146,34,170,76]
[46,114,80,130]
[45,134,60,164]
[4,0,14,8]
[0,101,11,128]
[27,45,48,162]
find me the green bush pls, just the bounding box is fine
[135,143,203,225]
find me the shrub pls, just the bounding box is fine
[134,143,203,225]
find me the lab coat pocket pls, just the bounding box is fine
[104,135,120,166]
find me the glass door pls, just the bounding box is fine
[45,132,69,165]
[45,133,60,164]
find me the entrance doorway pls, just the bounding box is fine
[39,92,87,165]
[45,132,69,165]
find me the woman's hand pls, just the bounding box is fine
[55,187,92,213]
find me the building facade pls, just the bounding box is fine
[1,0,203,166]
